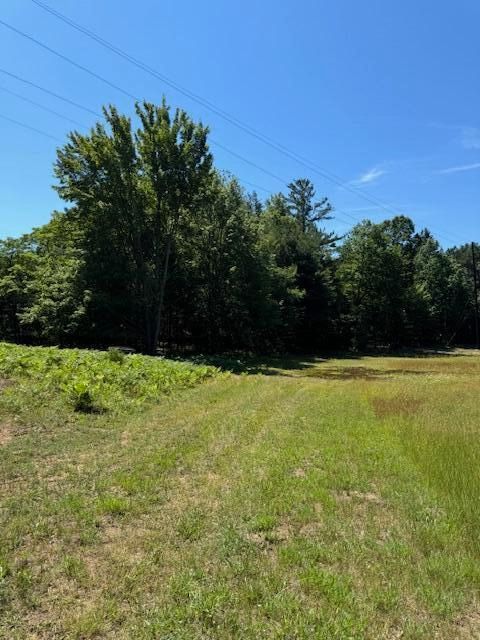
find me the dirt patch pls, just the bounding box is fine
[246,523,293,547]
[333,489,398,545]
[0,421,13,447]
[0,378,12,392]
[299,521,322,537]
[452,605,480,638]
[274,523,293,541]
[335,490,384,505]
[370,395,424,418]
[292,468,306,478]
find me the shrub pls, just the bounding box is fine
[65,379,97,413]
[0,342,220,414]
[106,348,126,365]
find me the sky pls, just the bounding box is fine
[0,0,479,247]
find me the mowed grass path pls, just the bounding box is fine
[1,352,480,638]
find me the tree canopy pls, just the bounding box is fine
[0,100,477,353]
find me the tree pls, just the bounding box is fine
[54,100,212,353]
[20,212,90,344]
[2,97,476,355]
[447,243,479,344]
[413,237,470,344]
[261,188,337,350]
[168,176,294,352]
[337,218,414,349]
[286,178,334,235]
[0,236,37,342]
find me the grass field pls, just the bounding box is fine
[1,345,480,639]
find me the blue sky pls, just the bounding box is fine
[0,0,479,246]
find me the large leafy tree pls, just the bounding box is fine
[447,243,479,343]
[198,178,265,350]
[55,100,212,353]
[3,97,478,354]
[0,236,37,342]
[413,237,470,344]
[168,176,294,352]
[337,216,472,348]
[338,217,415,349]
[20,212,90,344]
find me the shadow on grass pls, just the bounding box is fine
[299,366,433,380]
[190,353,326,375]
[189,347,477,378]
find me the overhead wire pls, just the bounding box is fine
[0,94,356,229]
[26,1,472,245]
[0,112,61,141]
[0,12,470,244]
[0,67,102,117]
[0,72,457,239]
[0,84,84,126]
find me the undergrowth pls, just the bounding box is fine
[0,342,220,413]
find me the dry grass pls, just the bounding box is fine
[370,395,424,418]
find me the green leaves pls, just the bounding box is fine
[0,342,219,414]
[53,99,213,353]
[0,98,476,353]
[63,377,96,413]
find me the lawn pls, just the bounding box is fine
[1,346,479,638]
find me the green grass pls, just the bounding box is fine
[1,346,480,638]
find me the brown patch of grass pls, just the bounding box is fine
[451,603,480,638]
[274,523,293,541]
[335,490,384,505]
[370,395,424,418]
[299,521,323,537]
[0,420,13,446]
[246,523,294,548]
[332,489,400,549]
[0,378,12,391]
[0,380,14,446]
[120,430,130,447]
[292,467,306,478]
[302,366,431,381]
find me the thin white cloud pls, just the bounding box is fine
[460,127,480,150]
[352,167,386,185]
[429,122,480,150]
[437,162,480,175]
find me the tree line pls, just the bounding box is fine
[0,101,478,354]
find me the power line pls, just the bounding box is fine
[0,109,416,236]
[0,103,356,229]
[0,70,460,244]
[235,179,273,195]
[0,63,289,193]
[0,105,345,225]
[211,139,286,186]
[0,14,470,244]
[0,67,102,118]
[0,112,60,141]
[0,19,137,101]
[0,84,84,126]
[27,1,472,245]
[0,66,286,194]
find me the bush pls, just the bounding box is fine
[0,342,220,414]
[65,379,97,413]
[106,348,126,365]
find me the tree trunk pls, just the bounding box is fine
[151,235,173,354]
